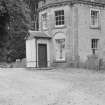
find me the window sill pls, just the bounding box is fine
[54,60,66,63]
[91,48,98,50]
[89,25,100,29]
[54,25,66,29]
[42,28,48,31]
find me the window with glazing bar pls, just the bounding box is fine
[55,10,65,26]
[91,10,99,26]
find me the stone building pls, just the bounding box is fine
[26,0,105,68]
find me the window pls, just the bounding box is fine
[55,10,65,26]
[54,33,66,61]
[91,10,99,27]
[42,13,48,29]
[41,0,46,6]
[91,39,99,49]
[55,39,65,61]
[91,39,99,54]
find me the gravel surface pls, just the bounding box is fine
[0,68,105,105]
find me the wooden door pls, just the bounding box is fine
[38,44,47,67]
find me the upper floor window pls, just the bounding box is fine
[55,10,65,26]
[42,13,48,30]
[42,0,46,5]
[90,10,99,27]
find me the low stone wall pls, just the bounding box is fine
[86,55,99,70]
[77,55,105,70]
[11,58,26,68]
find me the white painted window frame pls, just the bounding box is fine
[41,12,48,30]
[54,9,65,28]
[54,33,66,62]
[90,8,100,28]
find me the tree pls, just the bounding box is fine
[0,0,10,61]
[23,0,45,30]
[0,0,31,62]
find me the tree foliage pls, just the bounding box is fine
[23,0,45,30]
[0,0,31,62]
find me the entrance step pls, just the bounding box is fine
[52,62,71,68]
[27,67,54,70]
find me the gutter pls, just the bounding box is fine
[38,0,105,12]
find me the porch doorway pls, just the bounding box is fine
[38,44,47,67]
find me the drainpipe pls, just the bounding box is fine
[35,38,38,68]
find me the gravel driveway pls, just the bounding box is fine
[0,68,105,105]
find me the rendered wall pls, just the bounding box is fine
[26,39,36,67]
[39,5,74,65]
[38,1,105,67]
[76,4,105,63]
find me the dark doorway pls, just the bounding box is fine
[38,44,47,68]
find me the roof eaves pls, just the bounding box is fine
[38,0,105,11]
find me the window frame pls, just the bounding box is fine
[55,38,66,61]
[90,9,100,28]
[91,39,99,55]
[54,33,66,62]
[55,10,65,27]
[91,38,99,55]
[41,12,48,30]
[91,39,99,49]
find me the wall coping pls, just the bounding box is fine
[38,0,105,12]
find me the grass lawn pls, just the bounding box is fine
[0,68,105,105]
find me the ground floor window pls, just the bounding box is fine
[91,39,99,54]
[55,39,65,61]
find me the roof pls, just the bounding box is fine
[86,0,105,3]
[27,31,51,40]
[38,0,105,10]
[44,0,105,4]
[83,0,105,3]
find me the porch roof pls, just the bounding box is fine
[27,31,51,40]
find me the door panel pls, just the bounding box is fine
[38,44,47,67]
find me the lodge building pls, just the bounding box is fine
[26,0,105,68]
